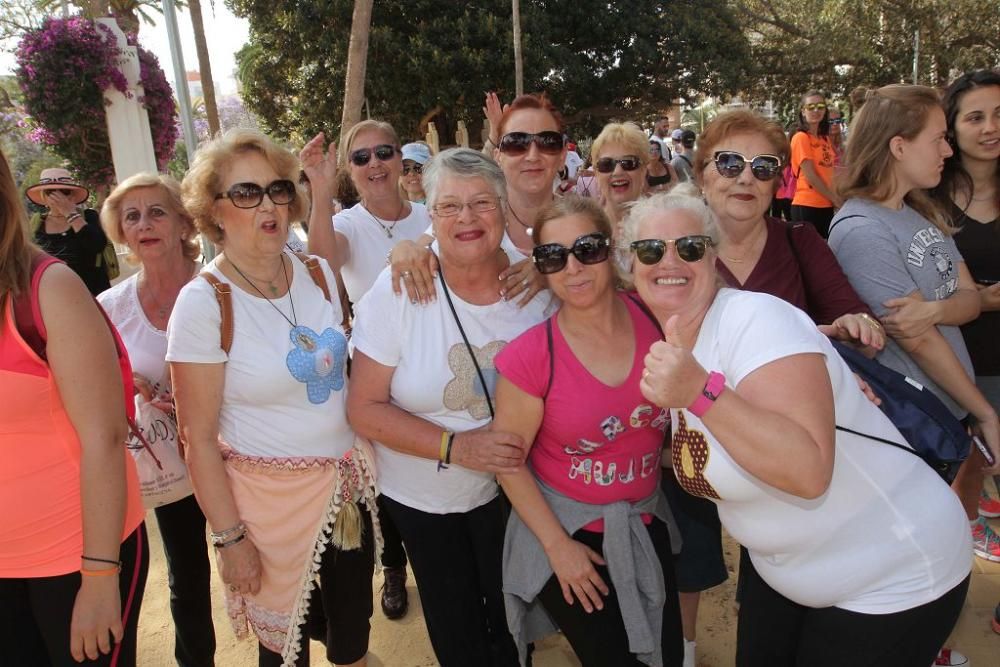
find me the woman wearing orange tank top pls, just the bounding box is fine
[0,146,147,666]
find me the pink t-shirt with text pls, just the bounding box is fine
[496,293,667,530]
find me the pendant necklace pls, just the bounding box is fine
[229,257,313,350]
[506,203,533,236]
[363,198,405,238]
[229,256,284,297]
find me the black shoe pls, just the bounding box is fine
[380,566,408,620]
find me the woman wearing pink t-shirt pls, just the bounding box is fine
[494,196,682,667]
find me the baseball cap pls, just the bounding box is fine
[671,129,684,142]
[401,142,431,165]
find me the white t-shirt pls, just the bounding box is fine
[564,150,584,180]
[352,267,554,514]
[99,273,174,398]
[671,289,970,614]
[166,252,354,459]
[334,202,431,303]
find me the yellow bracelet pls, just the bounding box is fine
[440,430,451,463]
[80,566,120,577]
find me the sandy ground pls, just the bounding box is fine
[136,512,739,666]
[137,507,1000,667]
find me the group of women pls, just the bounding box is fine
[1,71,998,667]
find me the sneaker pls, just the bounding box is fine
[380,566,408,620]
[972,517,1000,562]
[933,647,969,665]
[980,490,1000,518]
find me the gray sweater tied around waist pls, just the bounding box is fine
[502,476,681,667]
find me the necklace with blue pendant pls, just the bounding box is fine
[229,254,301,333]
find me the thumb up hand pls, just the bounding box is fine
[640,314,708,408]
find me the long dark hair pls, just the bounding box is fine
[0,146,34,298]
[796,89,830,137]
[932,70,1000,220]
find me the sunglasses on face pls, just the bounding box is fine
[498,131,565,156]
[803,103,827,112]
[402,164,423,176]
[215,180,297,209]
[349,144,397,166]
[39,176,75,185]
[713,151,783,181]
[431,196,500,218]
[631,236,714,265]
[532,232,611,274]
[595,156,642,173]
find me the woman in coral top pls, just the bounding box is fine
[0,146,147,665]
[790,90,842,238]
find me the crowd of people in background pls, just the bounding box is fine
[2,70,1000,667]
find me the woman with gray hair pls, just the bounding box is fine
[628,189,970,666]
[348,148,554,666]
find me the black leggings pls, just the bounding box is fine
[258,507,375,667]
[0,524,149,667]
[791,205,835,239]
[536,518,684,667]
[736,554,968,667]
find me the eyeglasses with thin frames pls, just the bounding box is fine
[431,196,500,217]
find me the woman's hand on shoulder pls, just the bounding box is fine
[640,315,707,409]
[819,312,885,357]
[389,240,438,304]
[451,427,526,473]
[499,257,544,307]
[217,537,263,596]
[545,534,609,614]
[71,575,123,662]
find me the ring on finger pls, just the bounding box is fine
[522,278,529,288]
[401,270,412,278]
[229,584,238,592]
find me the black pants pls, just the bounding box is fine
[770,197,792,221]
[791,205,835,239]
[377,494,408,569]
[154,494,215,667]
[537,518,684,667]
[381,494,518,667]
[0,524,149,667]
[258,506,375,667]
[736,554,969,667]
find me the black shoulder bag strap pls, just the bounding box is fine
[543,317,555,400]
[826,213,865,238]
[438,267,495,419]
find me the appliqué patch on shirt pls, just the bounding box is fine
[672,412,720,499]
[443,340,506,419]
[286,326,347,404]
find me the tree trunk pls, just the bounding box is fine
[512,0,524,96]
[340,0,374,146]
[188,0,220,137]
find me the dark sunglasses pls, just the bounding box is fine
[595,156,642,173]
[46,188,75,197]
[38,176,76,185]
[402,164,423,176]
[215,180,296,209]
[532,232,611,275]
[713,151,782,181]
[498,131,565,156]
[803,102,827,111]
[631,236,714,265]
[350,144,396,166]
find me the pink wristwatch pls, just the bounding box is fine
[688,371,726,418]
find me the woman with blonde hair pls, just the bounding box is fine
[0,147,147,664]
[98,173,215,665]
[830,84,1000,570]
[590,122,652,237]
[168,129,376,667]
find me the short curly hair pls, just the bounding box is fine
[101,173,198,265]
[181,129,307,244]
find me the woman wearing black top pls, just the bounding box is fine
[26,168,111,295]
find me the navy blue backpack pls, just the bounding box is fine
[832,341,971,483]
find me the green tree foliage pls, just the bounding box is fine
[228,0,750,143]
[733,0,1000,114]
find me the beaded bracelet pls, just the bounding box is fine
[210,522,245,543]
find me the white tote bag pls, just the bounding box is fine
[128,398,193,510]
